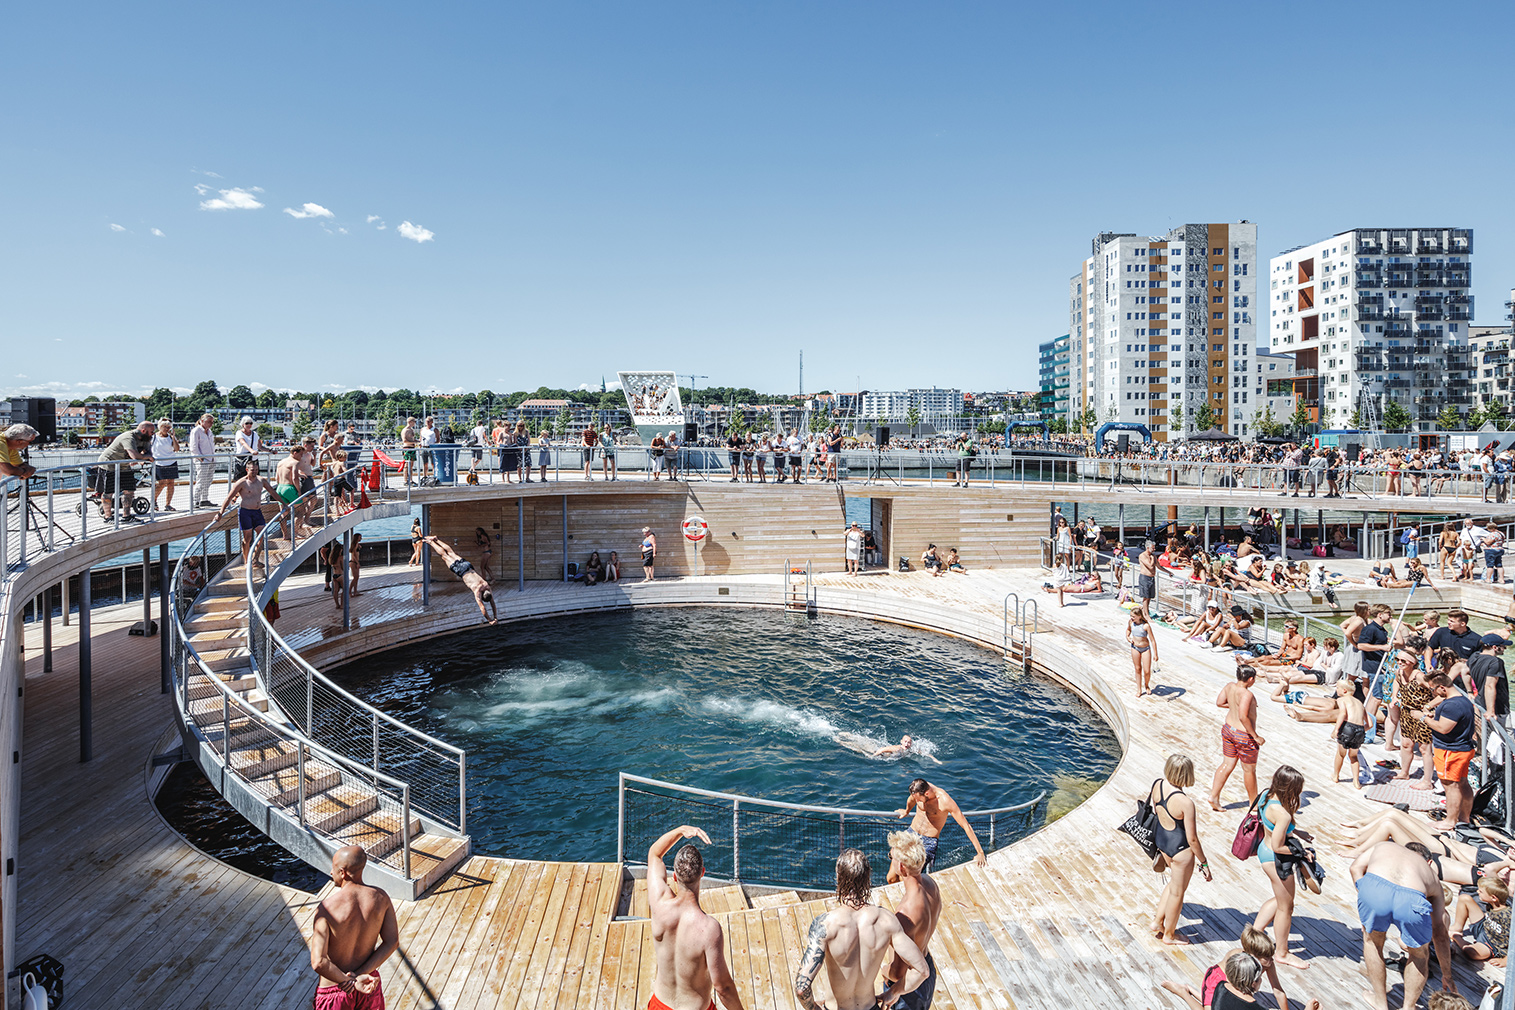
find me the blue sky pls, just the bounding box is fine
[3,1,1512,400]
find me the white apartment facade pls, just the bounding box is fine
[858,388,965,426]
[1267,227,1474,431]
[1254,350,1297,427]
[1070,222,1258,440]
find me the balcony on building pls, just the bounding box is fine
[1445,268,1471,288]
[1450,229,1473,253]
[1357,236,1385,255]
[1417,235,1444,254]
[1414,297,1446,320]
[1414,330,1444,346]
[1385,271,1414,288]
[1355,271,1383,288]
[1384,309,1411,323]
[1414,267,1444,287]
[1384,324,1412,338]
[1384,379,1412,389]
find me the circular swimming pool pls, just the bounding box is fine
[330,608,1120,873]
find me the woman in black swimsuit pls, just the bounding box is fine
[1149,753,1213,946]
[474,527,494,582]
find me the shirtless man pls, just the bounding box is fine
[1247,621,1304,669]
[891,778,985,875]
[646,824,744,1010]
[880,831,942,1010]
[794,849,927,1010]
[307,846,398,1010]
[1137,540,1158,607]
[1208,665,1264,810]
[422,535,498,624]
[213,459,277,569]
[1350,841,1455,1010]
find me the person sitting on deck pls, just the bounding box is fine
[578,551,606,586]
[422,535,498,624]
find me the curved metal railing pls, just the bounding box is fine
[617,772,1047,891]
[240,468,467,832]
[168,513,421,877]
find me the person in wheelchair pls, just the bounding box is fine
[93,421,154,522]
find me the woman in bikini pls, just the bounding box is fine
[1146,754,1212,945]
[1128,607,1158,697]
[1252,765,1312,969]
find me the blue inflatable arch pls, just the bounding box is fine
[1093,422,1152,452]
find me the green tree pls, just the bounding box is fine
[1289,400,1313,431]
[1436,405,1463,431]
[1169,403,1185,436]
[1484,400,1509,428]
[374,401,399,439]
[291,410,312,438]
[1382,400,1412,432]
[256,389,280,409]
[554,404,573,436]
[1253,404,1285,438]
[1048,417,1068,435]
[808,411,829,434]
[144,387,176,421]
[1348,408,1365,430]
[227,384,256,408]
[1077,406,1099,433]
[255,423,276,442]
[905,405,922,436]
[1194,403,1216,432]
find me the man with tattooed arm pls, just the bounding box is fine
[793,849,928,1010]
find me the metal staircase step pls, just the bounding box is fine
[303,784,381,834]
[186,611,249,633]
[405,833,472,894]
[187,672,258,701]
[201,649,252,672]
[251,759,343,806]
[333,809,424,860]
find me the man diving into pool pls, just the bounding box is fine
[891,778,985,877]
[422,535,498,625]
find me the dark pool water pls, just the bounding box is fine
[329,609,1120,870]
[154,762,328,892]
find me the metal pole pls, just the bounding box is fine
[518,497,525,592]
[62,572,70,626]
[79,568,92,762]
[142,548,153,634]
[421,504,430,607]
[732,800,740,882]
[562,495,568,582]
[342,528,352,631]
[43,585,52,672]
[159,544,170,692]
[1204,507,1210,554]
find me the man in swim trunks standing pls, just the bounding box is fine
[422,535,498,624]
[1137,539,1158,606]
[1208,665,1264,810]
[400,416,419,485]
[1350,841,1454,1010]
[880,830,941,1010]
[307,845,398,1010]
[891,778,986,873]
[794,849,927,1010]
[645,824,745,1010]
[214,459,278,570]
[1419,672,1477,824]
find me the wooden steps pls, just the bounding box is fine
[619,875,751,918]
[748,890,802,909]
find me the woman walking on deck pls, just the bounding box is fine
[1252,765,1313,969]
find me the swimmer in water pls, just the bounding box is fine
[836,732,941,763]
[872,735,919,758]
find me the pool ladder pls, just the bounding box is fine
[1002,594,1037,672]
[783,558,814,616]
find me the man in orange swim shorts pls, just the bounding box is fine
[646,823,745,1010]
[1421,672,1478,824]
[307,846,398,1010]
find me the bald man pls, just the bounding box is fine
[308,846,398,1010]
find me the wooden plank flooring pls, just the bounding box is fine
[11,567,1506,1008]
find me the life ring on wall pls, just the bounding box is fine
[682,515,710,543]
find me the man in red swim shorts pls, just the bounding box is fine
[1209,665,1265,811]
[646,823,745,1010]
[308,846,398,1010]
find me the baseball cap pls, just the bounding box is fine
[1481,633,1508,649]
[642,526,651,533]
[1206,601,1220,610]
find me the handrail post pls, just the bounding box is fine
[297,742,307,825]
[458,751,467,834]
[79,465,88,540]
[732,799,740,883]
[617,773,625,865]
[222,693,231,762]
[989,812,996,850]
[402,786,413,879]
[373,711,380,772]
[838,812,844,853]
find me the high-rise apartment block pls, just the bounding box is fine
[1267,228,1474,430]
[1070,222,1257,440]
[1038,335,1070,424]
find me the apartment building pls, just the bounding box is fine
[858,388,965,425]
[1267,227,1474,431]
[1468,315,1514,418]
[1038,335,1071,424]
[1070,222,1258,439]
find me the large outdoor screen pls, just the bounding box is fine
[618,371,685,428]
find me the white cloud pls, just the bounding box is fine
[192,168,223,179]
[397,220,434,244]
[367,215,387,230]
[15,374,27,379]
[283,202,334,220]
[366,215,382,224]
[199,187,264,211]
[338,227,348,234]
[109,223,126,232]
[151,227,165,237]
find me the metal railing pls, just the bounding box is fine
[1002,593,1037,668]
[616,773,1046,892]
[241,469,468,832]
[168,514,421,878]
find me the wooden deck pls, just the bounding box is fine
[14,567,1503,1008]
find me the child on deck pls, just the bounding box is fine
[1331,679,1369,789]
[1452,875,1511,964]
